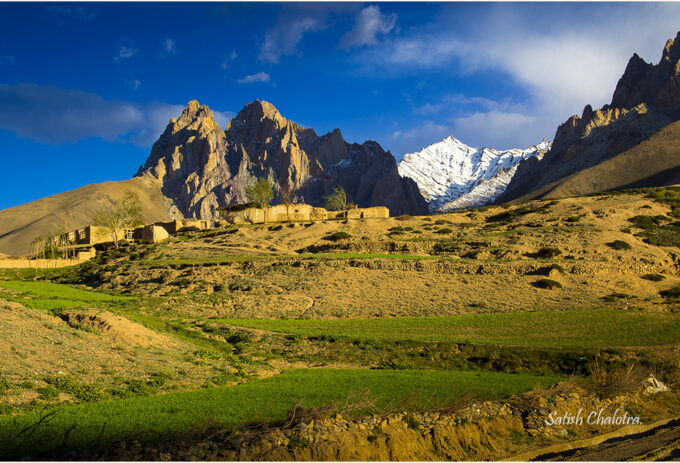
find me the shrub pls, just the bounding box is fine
[434,219,452,225]
[565,216,581,223]
[602,293,631,302]
[435,227,453,234]
[628,215,669,229]
[536,247,562,259]
[268,225,283,231]
[38,385,59,401]
[641,273,665,282]
[431,241,460,254]
[326,232,352,241]
[0,379,9,395]
[395,215,413,221]
[608,240,632,251]
[660,285,680,299]
[533,279,563,290]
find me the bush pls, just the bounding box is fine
[660,285,680,299]
[536,247,562,259]
[608,240,632,251]
[431,241,460,254]
[434,219,452,225]
[395,215,413,221]
[628,215,669,229]
[533,279,563,290]
[435,227,453,234]
[641,273,665,282]
[325,231,352,241]
[38,385,59,401]
[602,292,631,302]
[268,225,283,231]
[565,215,581,223]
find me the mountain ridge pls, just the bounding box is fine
[498,31,680,203]
[398,136,550,211]
[137,99,428,218]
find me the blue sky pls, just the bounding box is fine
[2,2,680,209]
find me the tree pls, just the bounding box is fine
[280,183,295,222]
[244,177,274,222]
[93,192,144,249]
[325,185,348,211]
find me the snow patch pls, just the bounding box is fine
[397,135,550,212]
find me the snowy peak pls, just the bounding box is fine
[397,136,551,211]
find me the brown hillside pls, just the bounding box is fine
[511,120,680,201]
[0,176,174,256]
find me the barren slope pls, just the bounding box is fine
[511,120,680,202]
[0,177,175,256]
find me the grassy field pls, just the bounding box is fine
[0,280,131,313]
[0,368,561,458]
[218,309,680,348]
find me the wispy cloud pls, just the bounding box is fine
[126,79,141,90]
[259,17,324,64]
[237,72,271,84]
[114,45,138,62]
[391,121,450,154]
[413,94,501,115]
[0,83,233,147]
[339,5,397,49]
[162,38,175,55]
[1,55,15,66]
[44,6,94,23]
[221,50,238,70]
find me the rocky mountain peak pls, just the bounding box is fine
[660,31,680,65]
[137,99,428,218]
[168,99,222,136]
[229,99,288,130]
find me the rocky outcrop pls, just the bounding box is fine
[137,100,427,218]
[499,31,680,203]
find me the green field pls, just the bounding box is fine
[218,309,680,348]
[0,368,560,458]
[0,280,132,312]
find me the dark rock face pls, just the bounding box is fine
[499,31,680,203]
[137,100,427,218]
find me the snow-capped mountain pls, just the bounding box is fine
[397,136,551,212]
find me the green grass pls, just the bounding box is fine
[0,368,560,458]
[0,281,132,313]
[217,310,680,348]
[0,281,127,302]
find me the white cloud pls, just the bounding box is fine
[390,121,450,156]
[452,110,540,150]
[340,5,397,49]
[237,72,271,84]
[114,45,138,62]
[413,94,501,115]
[259,16,324,63]
[0,83,232,147]
[355,3,680,149]
[163,38,175,54]
[126,79,142,90]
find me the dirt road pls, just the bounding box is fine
[535,418,680,461]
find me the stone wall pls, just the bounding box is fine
[222,204,390,224]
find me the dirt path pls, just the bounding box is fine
[535,418,680,461]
